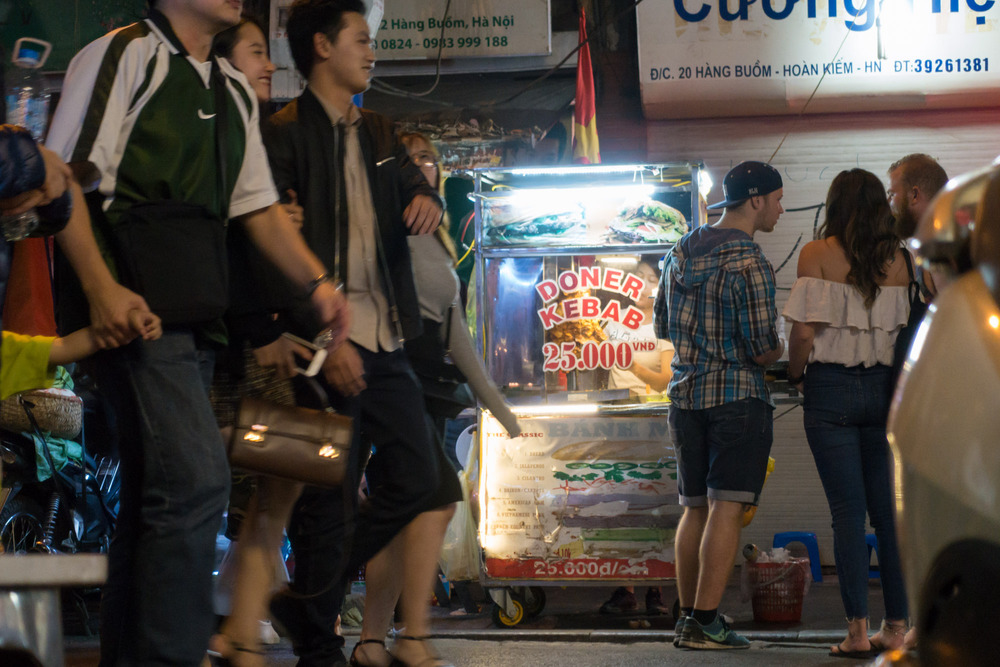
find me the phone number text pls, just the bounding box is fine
[372,35,509,51]
[895,58,990,73]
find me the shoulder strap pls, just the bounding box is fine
[900,246,935,300]
[901,247,916,283]
[212,58,229,218]
[900,247,925,307]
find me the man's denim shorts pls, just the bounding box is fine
[668,397,774,507]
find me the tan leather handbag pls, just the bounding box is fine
[228,397,352,488]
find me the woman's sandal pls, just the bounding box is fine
[868,619,909,652]
[829,641,877,659]
[390,635,455,667]
[206,634,265,667]
[350,639,396,667]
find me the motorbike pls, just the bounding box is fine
[0,380,120,634]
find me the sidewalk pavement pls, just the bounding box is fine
[344,567,887,645]
[62,568,884,661]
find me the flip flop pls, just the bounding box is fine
[867,638,898,652]
[829,643,877,659]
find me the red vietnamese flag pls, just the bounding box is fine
[573,8,600,164]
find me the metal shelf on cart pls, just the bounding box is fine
[507,402,671,417]
[472,163,701,188]
[477,243,681,256]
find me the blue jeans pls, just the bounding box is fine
[803,362,908,621]
[92,330,229,666]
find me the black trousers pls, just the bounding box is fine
[279,347,440,665]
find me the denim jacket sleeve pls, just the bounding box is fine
[0,124,45,199]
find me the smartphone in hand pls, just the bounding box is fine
[281,332,329,377]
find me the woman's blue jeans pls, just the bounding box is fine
[803,362,908,621]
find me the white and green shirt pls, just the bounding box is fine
[47,16,278,225]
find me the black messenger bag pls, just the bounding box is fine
[111,200,229,325]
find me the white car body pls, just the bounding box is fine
[886,160,1000,667]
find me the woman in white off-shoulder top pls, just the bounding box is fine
[782,169,911,659]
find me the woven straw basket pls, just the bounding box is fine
[0,388,83,439]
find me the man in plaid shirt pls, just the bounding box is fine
[654,161,786,650]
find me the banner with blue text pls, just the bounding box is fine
[637,0,1000,119]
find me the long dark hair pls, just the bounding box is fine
[818,169,901,308]
[212,17,266,60]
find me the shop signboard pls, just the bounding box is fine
[269,0,550,97]
[373,0,551,61]
[479,412,680,580]
[637,0,1000,119]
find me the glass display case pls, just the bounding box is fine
[472,163,705,589]
[474,162,703,403]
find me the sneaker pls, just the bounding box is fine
[598,587,638,615]
[645,588,670,615]
[672,615,687,648]
[258,619,280,645]
[677,614,750,650]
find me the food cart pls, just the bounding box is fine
[471,163,706,626]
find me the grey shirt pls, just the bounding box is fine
[408,232,461,322]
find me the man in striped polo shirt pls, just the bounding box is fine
[46,1,348,664]
[654,161,785,651]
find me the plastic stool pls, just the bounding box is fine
[866,533,880,578]
[772,531,823,583]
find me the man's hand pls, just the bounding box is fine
[88,282,155,349]
[310,280,350,348]
[403,194,442,235]
[240,203,350,346]
[39,145,72,206]
[322,341,366,397]
[252,336,314,381]
[281,189,304,230]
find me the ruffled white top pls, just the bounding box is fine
[782,277,911,368]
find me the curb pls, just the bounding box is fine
[411,628,845,645]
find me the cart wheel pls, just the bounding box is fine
[491,593,526,628]
[523,586,546,617]
[672,597,681,624]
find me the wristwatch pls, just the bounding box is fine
[787,372,805,385]
[306,272,343,296]
[305,272,329,296]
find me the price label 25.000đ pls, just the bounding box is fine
[542,341,635,372]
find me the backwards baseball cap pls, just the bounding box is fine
[707,161,783,210]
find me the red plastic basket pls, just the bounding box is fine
[747,560,806,622]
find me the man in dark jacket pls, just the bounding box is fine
[263,2,445,665]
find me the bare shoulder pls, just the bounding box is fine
[882,247,912,286]
[796,239,828,278]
